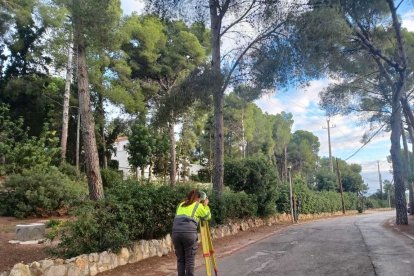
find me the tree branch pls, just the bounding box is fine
[220,21,287,93]
[344,15,401,71]
[220,0,257,37]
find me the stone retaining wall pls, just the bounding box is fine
[1,211,356,276]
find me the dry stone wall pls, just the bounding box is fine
[1,211,355,276]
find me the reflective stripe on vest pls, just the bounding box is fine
[191,202,200,218]
[175,201,200,220]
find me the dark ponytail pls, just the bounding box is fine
[182,189,201,207]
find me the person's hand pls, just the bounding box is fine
[203,198,209,206]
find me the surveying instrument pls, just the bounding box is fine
[200,220,218,276]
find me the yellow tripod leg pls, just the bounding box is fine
[205,222,218,276]
[200,221,212,276]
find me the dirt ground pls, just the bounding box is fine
[0,217,52,271]
[386,212,414,242]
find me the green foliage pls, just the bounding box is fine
[0,103,26,175]
[9,126,60,172]
[315,169,338,191]
[275,180,358,214]
[58,200,132,257]
[366,198,389,209]
[0,168,87,218]
[127,122,155,170]
[190,168,211,183]
[45,219,65,241]
[46,219,62,228]
[101,168,123,189]
[224,157,278,216]
[58,181,195,257]
[287,130,320,176]
[211,191,257,225]
[316,158,368,193]
[126,122,170,178]
[57,179,261,257]
[58,162,84,182]
[0,105,60,175]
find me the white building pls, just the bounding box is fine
[112,136,204,180]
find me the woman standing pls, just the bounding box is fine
[172,189,211,276]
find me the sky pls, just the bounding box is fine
[119,0,414,194]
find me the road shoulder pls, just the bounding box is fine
[384,213,414,243]
[99,212,363,276]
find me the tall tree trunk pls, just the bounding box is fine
[284,146,288,183]
[403,113,414,215]
[209,131,213,183]
[213,91,224,194]
[401,122,413,215]
[169,120,176,186]
[102,126,107,169]
[401,95,414,130]
[241,108,246,158]
[210,0,224,195]
[76,112,80,171]
[390,92,407,224]
[387,0,408,224]
[60,32,73,162]
[75,29,104,200]
[97,93,107,169]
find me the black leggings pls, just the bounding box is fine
[172,232,198,276]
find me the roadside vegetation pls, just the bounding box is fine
[0,0,410,261]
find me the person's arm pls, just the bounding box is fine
[197,203,211,221]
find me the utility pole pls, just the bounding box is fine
[323,118,336,173]
[336,158,345,214]
[377,161,383,199]
[288,166,294,223]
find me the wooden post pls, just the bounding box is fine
[336,158,346,214]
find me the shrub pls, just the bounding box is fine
[58,162,84,182]
[108,159,119,170]
[101,168,123,189]
[58,201,132,257]
[365,198,388,209]
[224,157,278,216]
[197,168,211,183]
[275,181,358,215]
[207,190,258,225]
[57,181,261,257]
[0,168,87,218]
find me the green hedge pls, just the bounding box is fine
[224,157,278,216]
[57,181,258,257]
[365,198,388,209]
[101,168,123,189]
[275,182,358,214]
[0,168,87,218]
[57,178,359,257]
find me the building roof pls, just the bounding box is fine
[115,136,129,143]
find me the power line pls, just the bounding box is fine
[344,125,386,161]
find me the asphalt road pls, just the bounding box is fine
[197,211,414,276]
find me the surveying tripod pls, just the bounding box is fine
[200,221,218,276]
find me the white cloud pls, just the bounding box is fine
[402,10,414,31]
[255,77,394,194]
[121,0,145,15]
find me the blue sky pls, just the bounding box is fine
[119,0,414,194]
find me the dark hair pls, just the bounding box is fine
[182,189,201,207]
